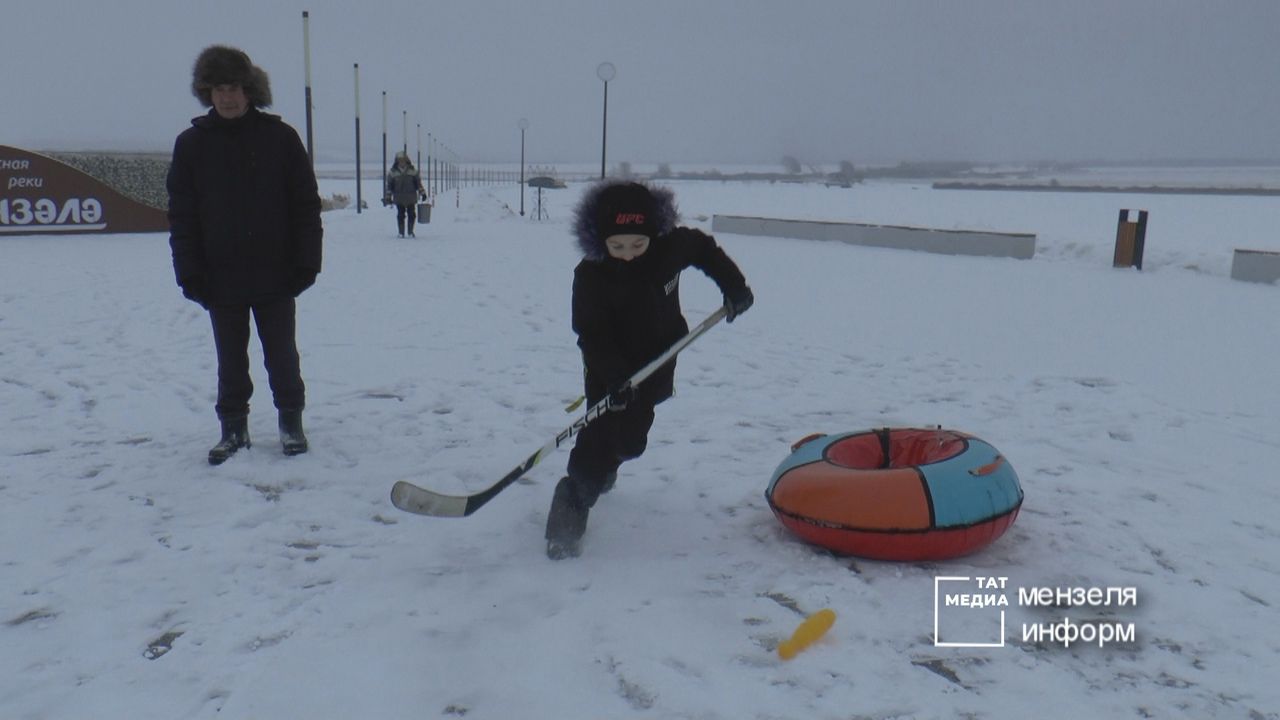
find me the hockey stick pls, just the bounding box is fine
[390,306,729,517]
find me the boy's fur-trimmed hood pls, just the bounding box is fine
[191,45,272,109]
[572,180,678,261]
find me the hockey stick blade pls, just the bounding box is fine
[390,443,549,517]
[390,480,470,517]
[389,306,728,518]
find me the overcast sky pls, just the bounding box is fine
[4,0,1279,166]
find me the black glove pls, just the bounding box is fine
[290,267,318,297]
[606,382,635,412]
[382,193,393,207]
[180,275,209,308]
[724,286,754,323]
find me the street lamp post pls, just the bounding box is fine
[518,117,529,216]
[596,62,615,179]
[301,11,314,167]
[353,63,361,213]
[380,91,387,204]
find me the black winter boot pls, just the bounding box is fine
[279,409,309,456]
[407,218,415,237]
[545,476,588,560]
[208,416,250,465]
[396,217,405,238]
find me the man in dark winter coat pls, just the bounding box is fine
[545,180,754,559]
[167,45,323,465]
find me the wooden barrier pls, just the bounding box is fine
[1113,209,1148,270]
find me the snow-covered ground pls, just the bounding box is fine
[2,176,1278,719]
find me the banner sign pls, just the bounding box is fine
[0,145,169,235]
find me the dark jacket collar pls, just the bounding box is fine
[192,106,276,131]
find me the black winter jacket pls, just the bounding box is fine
[572,184,748,405]
[167,108,323,305]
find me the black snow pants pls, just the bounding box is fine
[209,298,305,420]
[565,397,656,508]
[396,203,417,235]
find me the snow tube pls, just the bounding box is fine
[765,428,1023,561]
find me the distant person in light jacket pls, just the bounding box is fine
[385,151,427,237]
[167,44,323,465]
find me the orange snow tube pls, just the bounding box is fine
[765,428,1023,561]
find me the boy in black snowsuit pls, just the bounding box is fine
[545,180,754,559]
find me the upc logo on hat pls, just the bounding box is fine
[615,213,646,225]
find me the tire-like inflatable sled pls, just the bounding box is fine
[765,428,1023,561]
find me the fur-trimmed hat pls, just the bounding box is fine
[572,180,678,261]
[191,45,272,108]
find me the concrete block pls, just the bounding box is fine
[1231,249,1280,284]
[711,214,1035,259]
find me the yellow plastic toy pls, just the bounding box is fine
[777,608,837,660]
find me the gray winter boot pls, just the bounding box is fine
[545,476,588,560]
[279,409,309,456]
[208,416,250,465]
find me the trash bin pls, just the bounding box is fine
[417,202,432,224]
